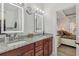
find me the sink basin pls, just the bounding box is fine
[7,40,26,47]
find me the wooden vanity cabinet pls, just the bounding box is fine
[0,37,53,56]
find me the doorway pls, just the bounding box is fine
[56,5,76,56]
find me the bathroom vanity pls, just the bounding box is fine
[0,3,53,56]
[0,34,53,56]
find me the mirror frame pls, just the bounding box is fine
[1,3,24,33]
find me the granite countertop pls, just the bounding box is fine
[0,34,53,54]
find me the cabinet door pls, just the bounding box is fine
[23,50,34,56]
[44,45,49,56]
[49,37,53,55]
[19,43,34,54]
[35,50,43,56]
[20,43,34,56]
[35,40,43,56]
[44,39,49,56]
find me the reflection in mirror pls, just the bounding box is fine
[1,3,24,33]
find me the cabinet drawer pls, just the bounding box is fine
[19,43,34,53]
[23,50,34,56]
[35,46,43,52]
[35,40,43,47]
[35,50,43,56]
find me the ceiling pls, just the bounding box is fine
[63,6,76,16]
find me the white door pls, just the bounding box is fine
[76,4,79,56]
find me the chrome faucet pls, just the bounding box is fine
[6,33,17,43]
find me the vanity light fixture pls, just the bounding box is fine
[36,7,45,14]
[26,7,45,15]
[26,7,33,15]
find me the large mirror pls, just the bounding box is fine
[34,13,44,34]
[1,3,24,33]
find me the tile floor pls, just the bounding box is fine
[57,44,76,56]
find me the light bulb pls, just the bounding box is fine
[40,9,42,12]
[36,8,39,10]
[42,11,45,13]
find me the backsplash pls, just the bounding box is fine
[0,38,5,43]
[0,35,6,43]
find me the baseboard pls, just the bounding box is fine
[61,44,76,48]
